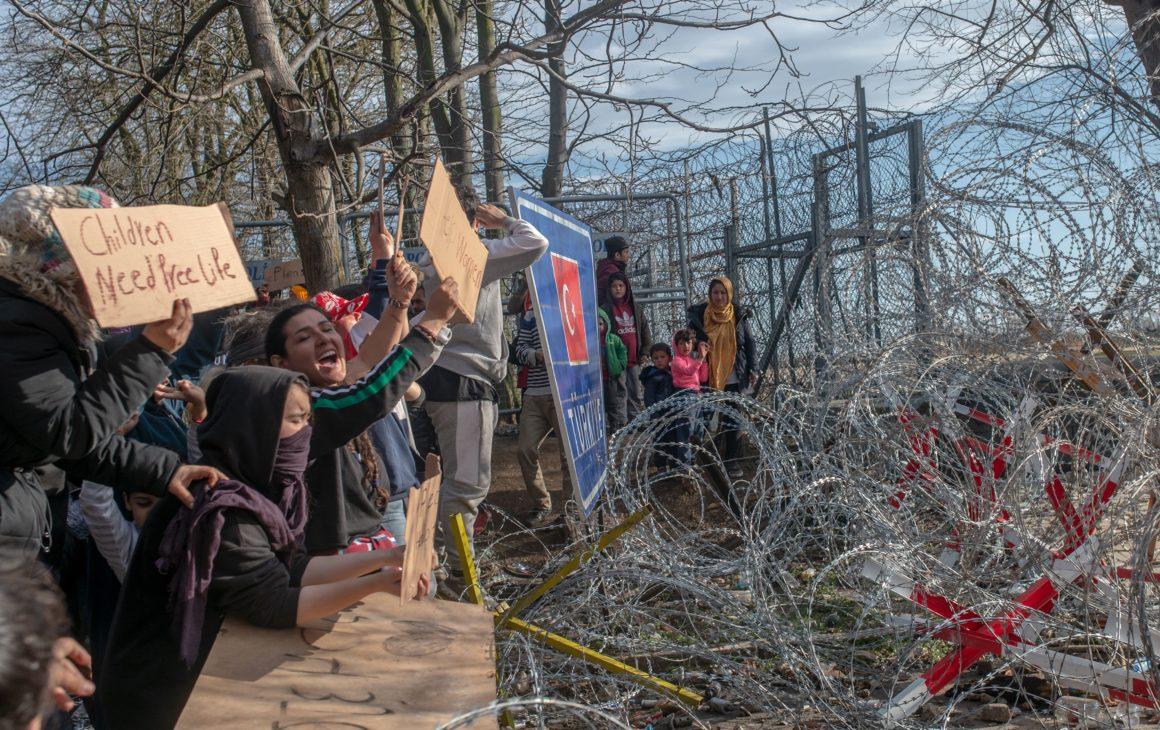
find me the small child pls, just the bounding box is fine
[639,343,684,470]
[670,328,709,392]
[598,309,629,432]
[639,342,675,407]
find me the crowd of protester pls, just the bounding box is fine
[0,183,757,729]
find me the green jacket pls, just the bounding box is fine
[598,309,628,378]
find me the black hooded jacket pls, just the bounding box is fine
[687,302,757,387]
[0,270,181,551]
[99,367,313,730]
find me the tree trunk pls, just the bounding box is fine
[235,0,343,292]
[541,0,568,197]
[476,0,505,201]
[433,0,473,189]
[1115,0,1160,117]
[405,0,457,174]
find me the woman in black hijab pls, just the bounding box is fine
[98,367,427,729]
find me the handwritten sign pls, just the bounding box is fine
[179,595,497,729]
[263,258,305,291]
[401,454,441,606]
[243,259,272,284]
[418,159,487,322]
[50,204,255,328]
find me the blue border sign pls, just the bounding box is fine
[509,189,607,517]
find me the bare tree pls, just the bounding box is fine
[2,0,830,290]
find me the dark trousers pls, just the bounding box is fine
[720,383,743,466]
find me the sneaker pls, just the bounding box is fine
[524,507,553,528]
[435,569,498,609]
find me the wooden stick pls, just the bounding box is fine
[1071,304,1152,403]
[995,277,1115,396]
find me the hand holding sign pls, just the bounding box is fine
[370,209,396,260]
[422,277,460,330]
[141,298,193,354]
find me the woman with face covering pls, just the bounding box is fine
[98,368,428,729]
[687,276,758,477]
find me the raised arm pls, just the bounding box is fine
[309,279,459,454]
[476,204,548,285]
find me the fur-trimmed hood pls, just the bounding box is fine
[0,250,100,347]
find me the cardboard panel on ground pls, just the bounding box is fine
[509,189,608,517]
[50,203,255,328]
[178,595,497,729]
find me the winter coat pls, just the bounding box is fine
[687,302,757,389]
[599,272,652,365]
[0,254,180,551]
[639,365,675,407]
[598,309,628,379]
[595,257,626,296]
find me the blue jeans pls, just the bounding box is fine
[380,498,407,546]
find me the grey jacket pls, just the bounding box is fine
[419,217,548,385]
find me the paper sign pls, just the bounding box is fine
[179,594,497,729]
[50,204,256,328]
[263,258,305,291]
[401,454,441,606]
[418,159,487,322]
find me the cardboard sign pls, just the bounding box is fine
[400,453,441,606]
[263,258,305,291]
[50,204,256,328]
[510,190,608,517]
[418,159,487,322]
[179,594,497,729]
[243,259,273,285]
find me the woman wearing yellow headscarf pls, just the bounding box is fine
[687,275,757,477]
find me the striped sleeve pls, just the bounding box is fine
[309,329,443,454]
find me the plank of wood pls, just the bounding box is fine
[179,594,497,729]
[995,277,1115,396]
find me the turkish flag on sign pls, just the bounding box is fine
[551,253,589,365]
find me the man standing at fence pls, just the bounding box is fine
[418,191,548,600]
[595,235,630,295]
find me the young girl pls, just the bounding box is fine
[600,272,651,420]
[670,328,709,392]
[598,308,629,432]
[99,368,429,729]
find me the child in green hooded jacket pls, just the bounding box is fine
[598,308,629,432]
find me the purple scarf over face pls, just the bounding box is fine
[156,424,312,666]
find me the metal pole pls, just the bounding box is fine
[726,178,739,284]
[907,120,930,334]
[764,107,795,386]
[854,76,881,346]
[758,121,778,391]
[812,154,832,378]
